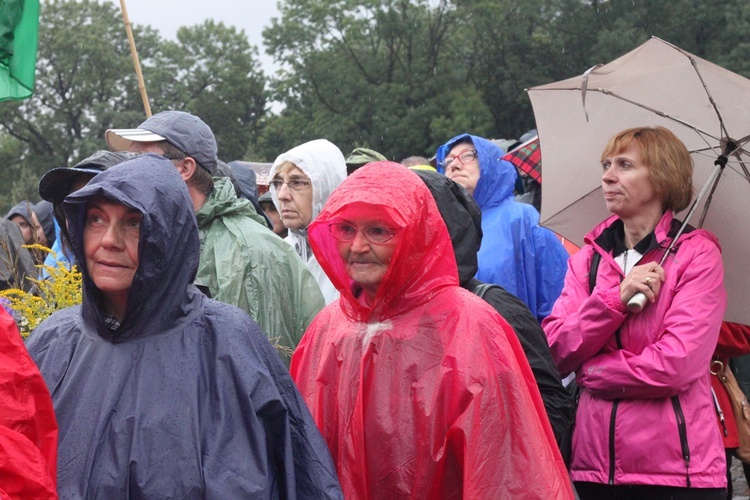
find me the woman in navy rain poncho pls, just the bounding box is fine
[25,154,342,499]
[436,133,569,322]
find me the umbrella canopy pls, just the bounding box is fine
[503,135,542,183]
[528,36,750,326]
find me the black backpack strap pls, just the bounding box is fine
[563,250,603,469]
[589,251,601,294]
[472,282,501,300]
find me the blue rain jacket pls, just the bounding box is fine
[25,155,342,499]
[436,133,569,321]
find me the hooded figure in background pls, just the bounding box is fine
[0,219,37,290]
[25,155,342,499]
[269,139,347,304]
[413,169,572,454]
[5,200,46,265]
[226,160,274,230]
[436,133,569,322]
[291,162,572,498]
[5,200,38,245]
[33,200,55,249]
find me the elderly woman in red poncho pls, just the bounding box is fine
[291,161,572,499]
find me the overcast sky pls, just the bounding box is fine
[114,0,281,73]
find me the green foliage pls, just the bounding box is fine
[2,0,750,202]
[0,0,157,210]
[0,0,268,211]
[142,21,268,162]
[258,0,479,160]
[0,246,82,337]
[259,0,750,160]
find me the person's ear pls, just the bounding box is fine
[174,157,198,182]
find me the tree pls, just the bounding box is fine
[140,21,268,162]
[451,0,564,139]
[0,0,268,212]
[260,0,491,161]
[0,0,159,211]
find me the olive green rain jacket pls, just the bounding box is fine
[195,178,325,363]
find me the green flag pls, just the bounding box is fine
[0,0,39,101]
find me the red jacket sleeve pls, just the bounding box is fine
[0,308,58,499]
[714,322,750,359]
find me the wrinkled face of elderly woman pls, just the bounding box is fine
[328,208,402,304]
[272,164,314,231]
[444,142,480,196]
[83,198,142,320]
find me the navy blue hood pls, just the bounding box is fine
[63,153,200,341]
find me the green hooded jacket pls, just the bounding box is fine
[195,178,325,363]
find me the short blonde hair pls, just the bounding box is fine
[272,161,299,178]
[601,126,693,212]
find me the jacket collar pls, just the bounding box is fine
[588,211,698,260]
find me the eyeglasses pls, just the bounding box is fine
[441,150,478,170]
[270,178,311,191]
[329,222,398,244]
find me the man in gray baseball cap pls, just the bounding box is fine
[106,111,218,174]
[106,111,324,364]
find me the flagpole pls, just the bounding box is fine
[119,0,151,118]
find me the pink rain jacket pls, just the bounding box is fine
[291,162,573,499]
[544,211,727,488]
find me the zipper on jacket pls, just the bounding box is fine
[671,395,691,487]
[608,399,620,484]
[711,387,728,436]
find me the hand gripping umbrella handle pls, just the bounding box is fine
[627,292,648,312]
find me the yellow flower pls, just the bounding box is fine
[0,245,82,337]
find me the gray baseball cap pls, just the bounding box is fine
[105,110,218,174]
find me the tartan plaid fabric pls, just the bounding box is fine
[503,138,542,183]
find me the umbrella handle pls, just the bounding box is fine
[626,292,648,313]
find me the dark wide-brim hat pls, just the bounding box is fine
[39,151,138,205]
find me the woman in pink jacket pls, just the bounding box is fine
[543,126,727,499]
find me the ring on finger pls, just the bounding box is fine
[645,276,653,289]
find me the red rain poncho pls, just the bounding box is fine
[0,308,57,499]
[291,162,572,499]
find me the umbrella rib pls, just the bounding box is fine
[594,89,719,142]
[730,133,750,179]
[731,150,750,180]
[676,46,732,142]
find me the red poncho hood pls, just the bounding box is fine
[309,161,458,321]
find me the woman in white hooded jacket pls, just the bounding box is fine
[269,139,347,304]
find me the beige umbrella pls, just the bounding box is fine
[527,37,750,325]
